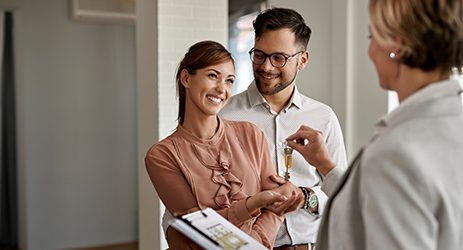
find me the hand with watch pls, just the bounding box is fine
[299,186,319,214]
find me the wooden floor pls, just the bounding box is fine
[76,242,138,250]
[1,241,138,250]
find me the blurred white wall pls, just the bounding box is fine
[4,0,138,249]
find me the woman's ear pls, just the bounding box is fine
[298,51,310,70]
[391,36,404,58]
[180,69,190,88]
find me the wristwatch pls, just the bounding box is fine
[300,187,319,214]
[307,189,319,214]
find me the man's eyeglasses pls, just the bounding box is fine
[249,48,304,68]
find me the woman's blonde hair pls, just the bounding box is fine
[369,0,463,73]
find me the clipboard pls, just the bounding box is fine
[169,208,267,250]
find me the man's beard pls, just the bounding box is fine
[255,66,298,95]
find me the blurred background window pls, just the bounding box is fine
[229,0,268,94]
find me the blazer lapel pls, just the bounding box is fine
[317,148,364,249]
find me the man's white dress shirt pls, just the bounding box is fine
[220,81,347,246]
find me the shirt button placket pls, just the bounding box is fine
[275,115,284,175]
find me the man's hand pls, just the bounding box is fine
[286,125,336,176]
[245,190,288,215]
[264,175,305,216]
[166,226,203,250]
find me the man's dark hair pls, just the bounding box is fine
[253,8,312,49]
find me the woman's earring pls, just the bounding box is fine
[389,52,396,59]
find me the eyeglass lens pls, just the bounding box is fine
[250,49,301,68]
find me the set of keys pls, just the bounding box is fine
[283,142,293,181]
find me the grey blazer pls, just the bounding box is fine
[317,80,463,250]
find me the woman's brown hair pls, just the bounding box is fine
[176,41,234,124]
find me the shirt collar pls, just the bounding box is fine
[175,116,225,145]
[375,79,462,130]
[246,80,303,111]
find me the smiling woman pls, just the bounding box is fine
[175,41,236,130]
[144,40,302,249]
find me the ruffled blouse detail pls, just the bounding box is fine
[190,129,247,209]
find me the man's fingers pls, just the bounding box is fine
[267,195,297,215]
[273,190,301,211]
[268,191,288,204]
[296,138,306,145]
[286,125,323,143]
[279,195,299,213]
[269,174,287,185]
[286,131,312,145]
[286,140,304,152]
[285,132,299,141]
